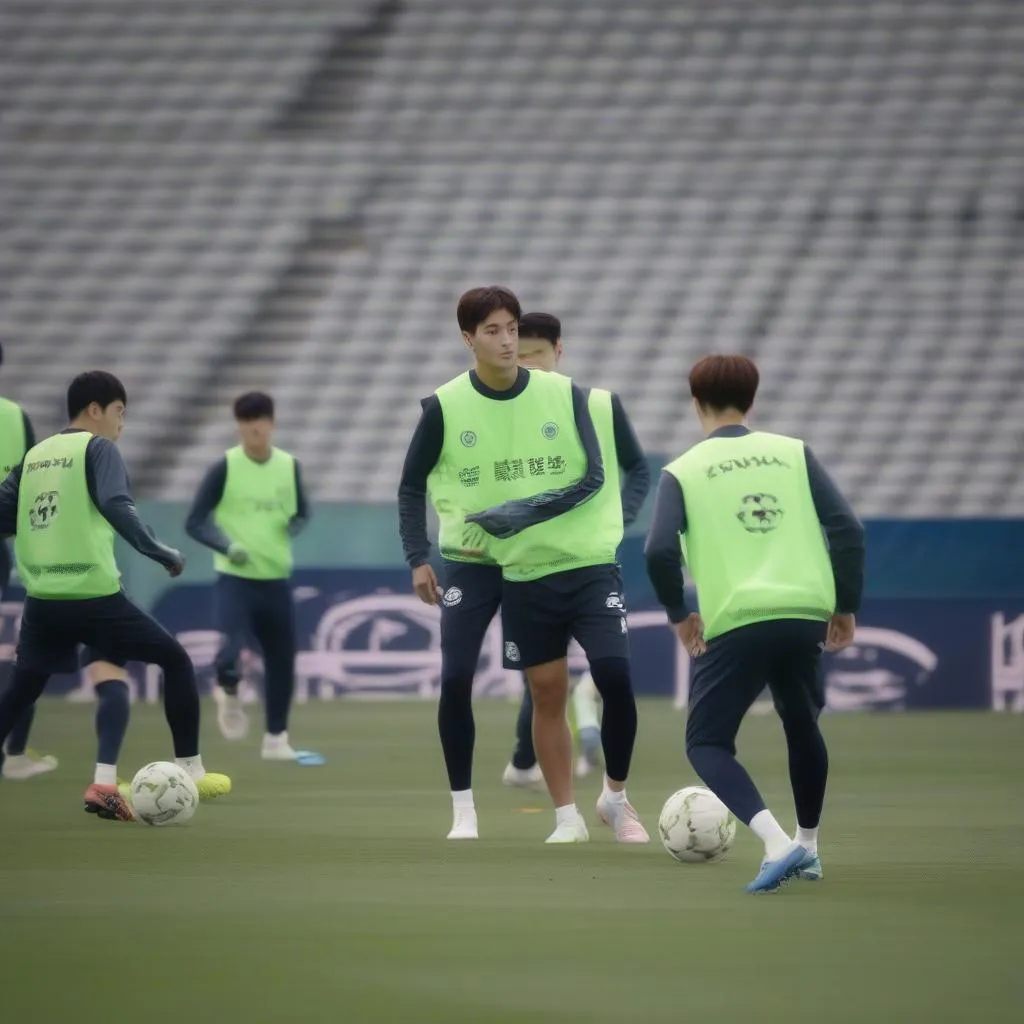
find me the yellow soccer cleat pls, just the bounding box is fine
[195,771,232,801]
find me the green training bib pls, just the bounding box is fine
[0,397,27,477]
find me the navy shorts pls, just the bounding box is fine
[685,618,828,752]
[501,564,630,670]
[439,560,503,678]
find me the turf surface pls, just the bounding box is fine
[1,700,1020,1023]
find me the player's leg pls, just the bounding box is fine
[251,580,304,761]
[572,671,602,777]
[502,679,544,788]
[438,562,502,839]
[684,621,803,892]
[75,593,230,800]
[766,620,830,881]
[502,578,586,842]
[569,568,647,842]
[212,574,251,740]
[80,651,134,821]
[0,541,58,778]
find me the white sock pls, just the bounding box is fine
[94,763,117,786]
[795,826,819,854]
[749,809,792,860]
[451,789,475,810]
[176,755,206,781]
[601,777,626,804]
[264,731,288,745]
[555,803,581,826]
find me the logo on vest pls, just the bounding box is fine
[736,493,784,534]
[442,587,463,608]
[458,467,480,487]
[504,641,521,663]
[28,491,59,531]
[541,422,559,440]
[460,430,477,448]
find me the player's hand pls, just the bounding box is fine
[825,613,856,652]
[412,563,443,605]
[675,613,707,658]
[166,550,186,578]
[226,542,250,567]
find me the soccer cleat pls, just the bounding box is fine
[261,733,298,761]
[194,772,232,801]
[545,809,590,844]
[447,806,479,840]
[2,749,59,780]
[83,783,135,822]
[212,685,250,741]
[746,843,809,894]
[596,793,650,844]
[502,762,545,789]
[796,850,823,881]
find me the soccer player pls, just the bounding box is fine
[644,354,865,892]
[502,313,650,787]
[0,371,231,819]
[186,391,313,762]
[0,343,59,778]
[463,320,649,847]
[400,286,607,841]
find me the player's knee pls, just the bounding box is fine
[160,639,194,679]
[588,657,632,700]
[528,665,567,715]
[438,671,474,706]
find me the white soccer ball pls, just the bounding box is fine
[130,761,199,826]
[658,786,736,863]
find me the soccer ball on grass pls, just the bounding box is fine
[658,785,736,863]
[130,761,199,826]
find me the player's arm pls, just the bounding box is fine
[804,445,866,615]
[86,437,183,573]
[465,383,605,540]
[397,396,444,569]
[643,470,690,623]
[184,458,232,554]
[0,464,23,538]
[610,393,650,527]
[288,459,312,537]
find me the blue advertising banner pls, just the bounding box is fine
[3,571,1022,713]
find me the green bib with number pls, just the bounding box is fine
[0,397,27,477]
[15,432,120,599]
[213,446,297,580]
[664,431,835,640]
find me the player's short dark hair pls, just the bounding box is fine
[688,355,760,413]
[456,286,522,335]
[234,391,274,421]
[66,371,127,420]
[519,312,561,346]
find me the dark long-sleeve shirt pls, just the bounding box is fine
[644,425,866,623]
[0,429,180,571]
[21,410,36,452]
[398,369,614,567]
[185,454,311,555]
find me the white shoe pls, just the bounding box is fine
[545,811,590,844]
[2,750,59,780]
[213,686,249,741]
[596,792,650,844]
[447,805,479,840]
[260,732,297,761]
[502,762,545,789]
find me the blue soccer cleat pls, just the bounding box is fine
[796,850,823,881]
[746,843,809,894]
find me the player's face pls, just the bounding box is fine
[464,308,519,370]
[97,400,125,442]
[518,337,562,372]
[237,416,274,454]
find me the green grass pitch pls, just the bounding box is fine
[1,700,1020,1023]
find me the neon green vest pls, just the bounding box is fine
[426,371,623,581]
[15,432,120,599]
[0,397,27,476]
[213,446,297,580]
[665,431,836,640]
